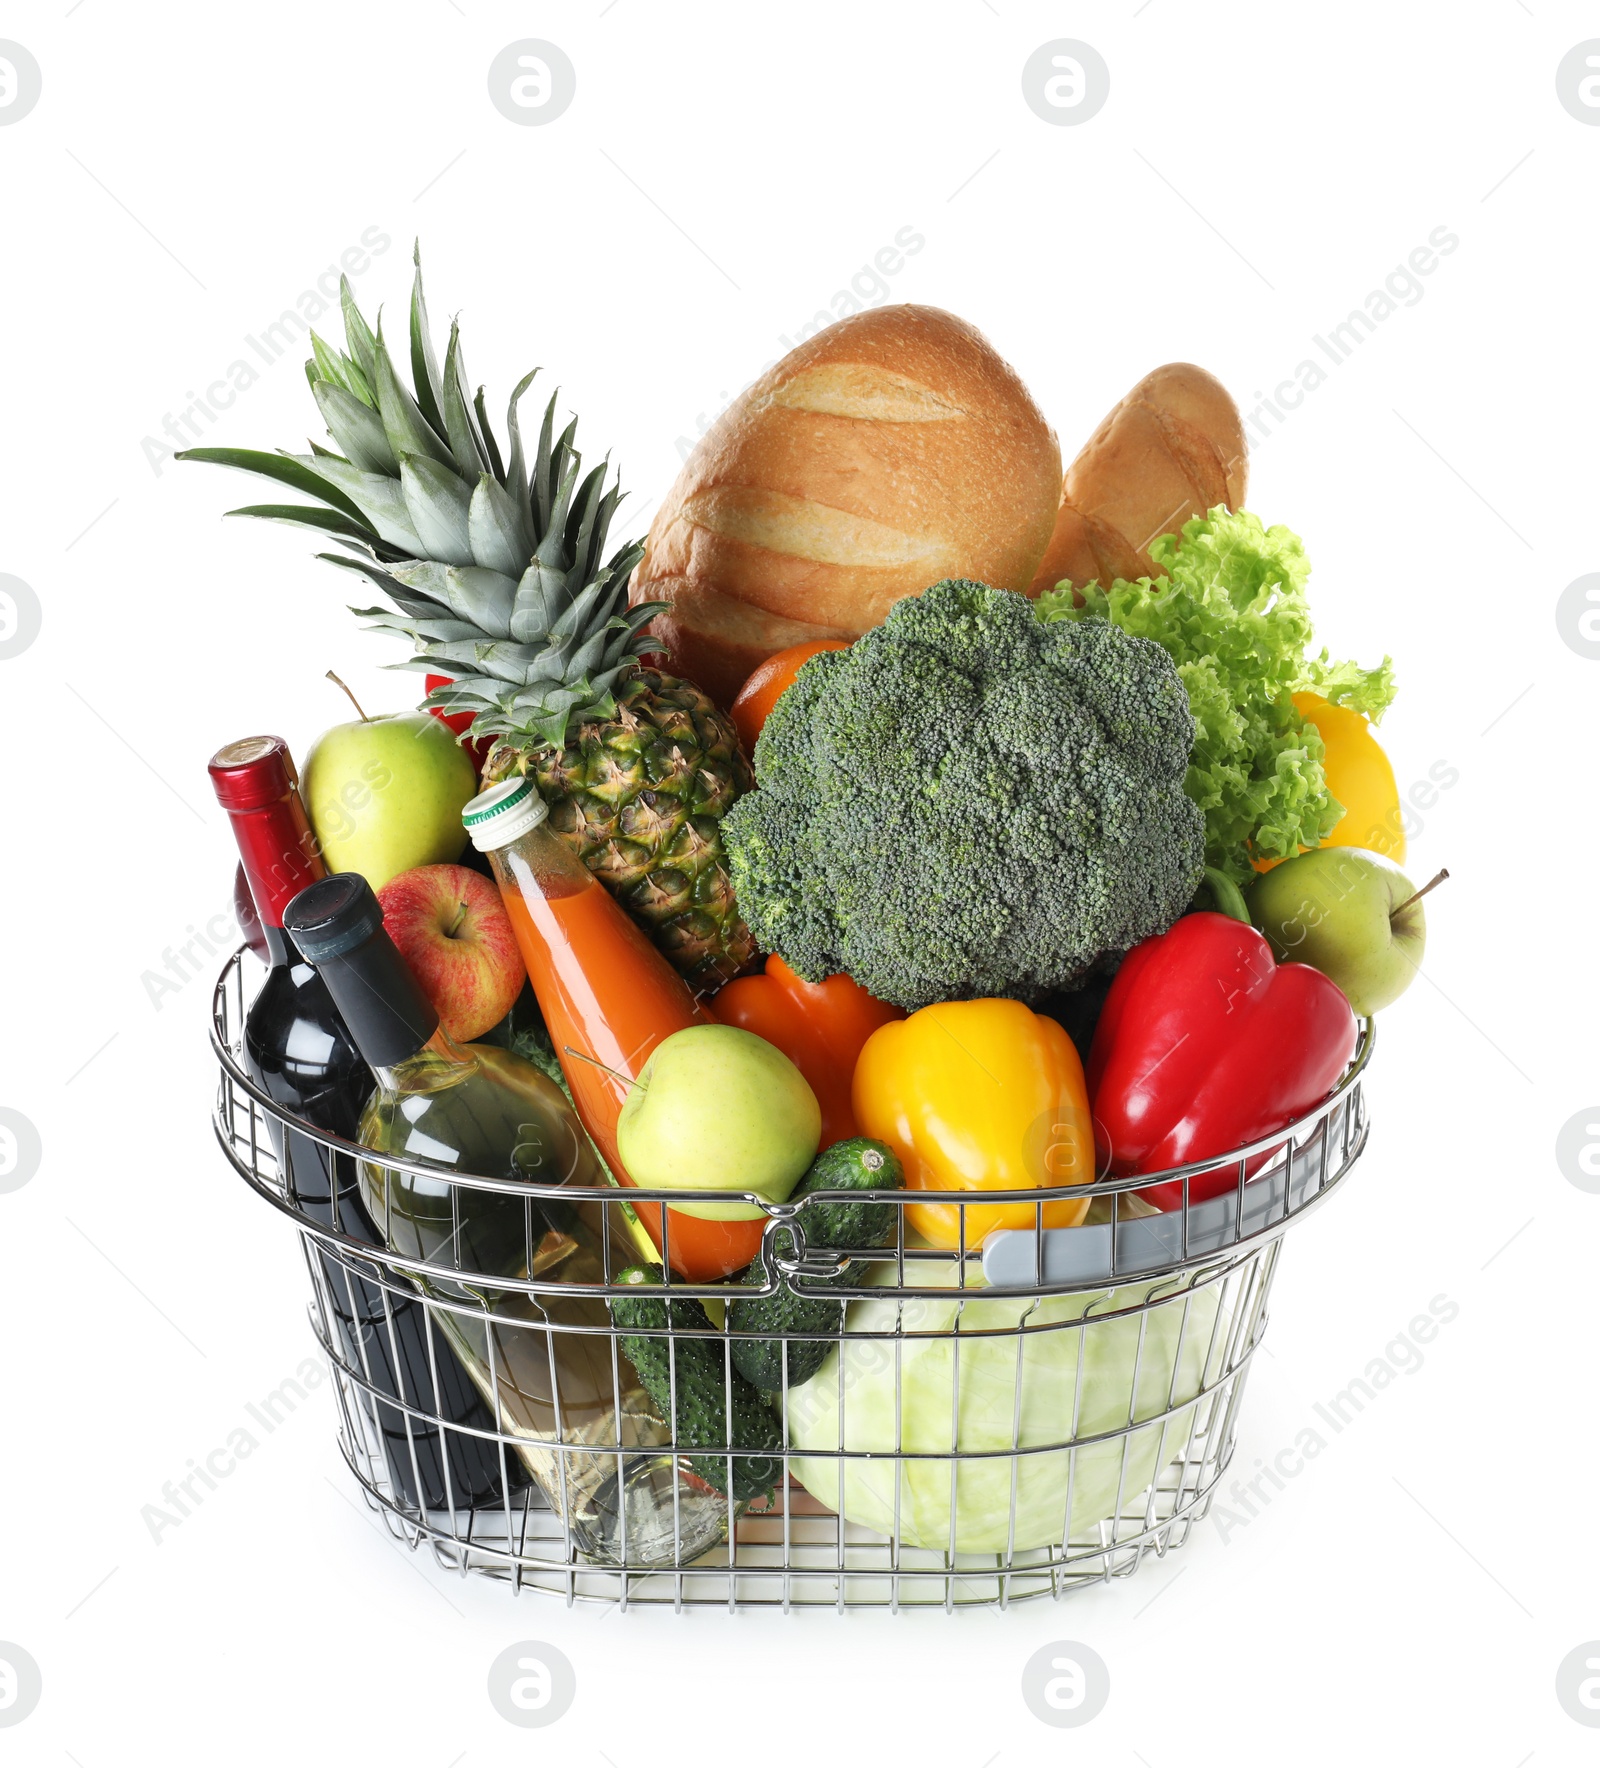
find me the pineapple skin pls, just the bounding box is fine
[487,667,759,994]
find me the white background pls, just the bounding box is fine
[1,1,1596,1762]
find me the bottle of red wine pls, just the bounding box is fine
[208,736,521,1512]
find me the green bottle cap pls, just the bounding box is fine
[462,777,549,851]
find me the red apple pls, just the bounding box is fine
[377,864,526,1042]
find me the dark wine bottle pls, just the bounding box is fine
[208,736,521,1512]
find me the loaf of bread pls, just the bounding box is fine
[633,305,1062,705]
[1029,363,1247,595]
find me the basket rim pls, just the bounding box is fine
[210,944,1372,1297]
[210,942,1373,1208]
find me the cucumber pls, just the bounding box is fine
[610,1264,782,1503]
[791,1138,903,1247]
[729,1138,904,1391]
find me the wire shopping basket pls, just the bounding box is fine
[210,947,1373,1611]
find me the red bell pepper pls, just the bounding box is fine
[424,673,493,772]
[1087,912,1358,1212]
[710,955,903,1147]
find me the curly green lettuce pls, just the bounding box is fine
[1037,508,1395,884]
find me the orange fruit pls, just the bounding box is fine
[729,640,850,756]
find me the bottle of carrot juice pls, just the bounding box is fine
[463,778,765,1282]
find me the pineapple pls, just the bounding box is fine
[505,666,754,985]
[180,252,758,991]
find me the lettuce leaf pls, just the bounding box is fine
[1037,508,1395,884]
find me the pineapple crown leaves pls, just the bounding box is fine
[175,244,666,749]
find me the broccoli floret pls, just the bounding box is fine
[722,579,1206,1010]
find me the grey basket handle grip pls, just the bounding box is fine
[981,1103,1345,1288]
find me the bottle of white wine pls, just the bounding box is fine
[283,872,731,1567]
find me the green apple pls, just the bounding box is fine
[1248,847,1440,1015]
[617,1025,822,1220]
[303,708,477,891]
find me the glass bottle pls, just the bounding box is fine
[462,778,765,1282]
[283,872,730,1566]
[208,735,515,1511]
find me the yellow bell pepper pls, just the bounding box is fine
[852,999,1094,1250]
[1256,692,1405,872]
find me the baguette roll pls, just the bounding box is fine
[1030,362,1248,595]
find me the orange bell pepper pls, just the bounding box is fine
[710,955,903,1147]
[852,999,1094,1249]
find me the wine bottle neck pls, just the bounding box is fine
[310,928,443,1075]
[372,1024,478,1096]
[261,920,294,970]
[227,790,325,930]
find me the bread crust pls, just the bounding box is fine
[1030,362,1248,595]
[633,304,1061,704]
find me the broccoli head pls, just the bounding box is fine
[722,579,1205,1010]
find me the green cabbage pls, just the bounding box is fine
[786,1264,1224,1554]
[1036,507,1396,884]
